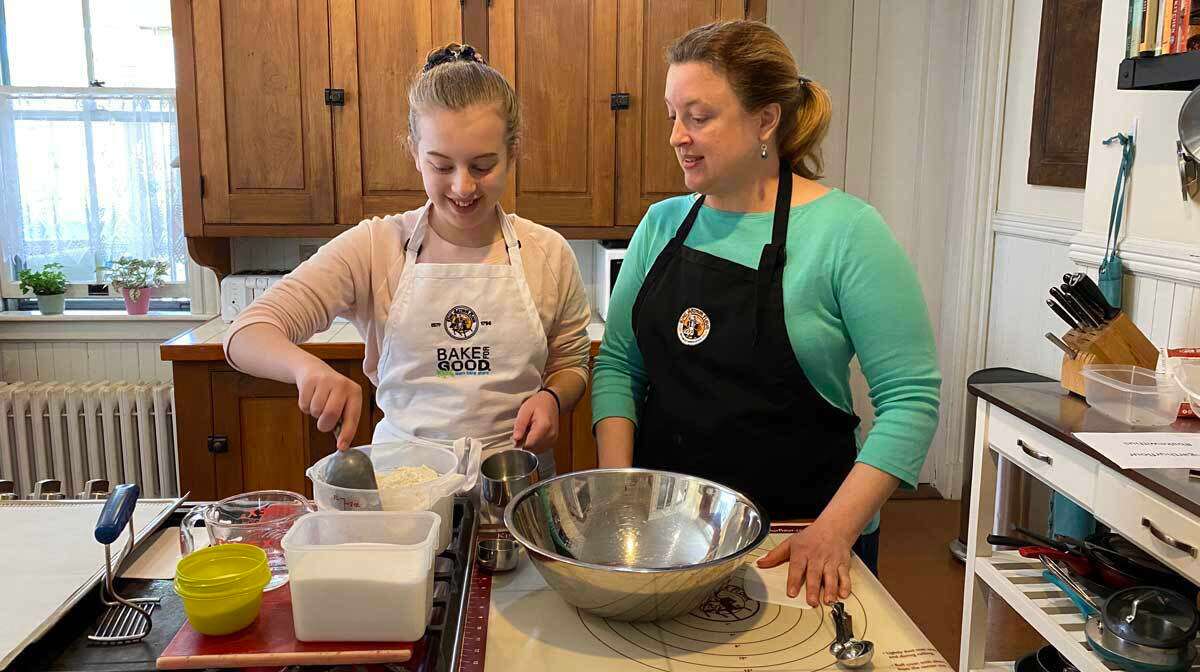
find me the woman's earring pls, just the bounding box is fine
[760,144,768,159]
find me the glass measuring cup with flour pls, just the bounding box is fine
[180,489,315,591]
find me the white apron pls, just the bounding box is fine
[372,204,551,477]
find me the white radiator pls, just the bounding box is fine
[0,382,178,499]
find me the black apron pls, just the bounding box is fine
[631,159,860,521]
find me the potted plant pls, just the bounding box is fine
[100,257,169,315]
[18,263,68,315]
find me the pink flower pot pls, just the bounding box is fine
[122,287,152,315]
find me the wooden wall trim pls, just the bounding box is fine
[1026,0,1100,189]
[171,0,205,237]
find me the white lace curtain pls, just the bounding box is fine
[0,90,186,284]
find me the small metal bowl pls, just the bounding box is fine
[477,538,521,572]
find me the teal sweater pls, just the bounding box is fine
[592,190,942,528]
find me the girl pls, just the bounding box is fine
[224,44,592,475]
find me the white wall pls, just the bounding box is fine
[1083,0,1198,244]
[772,1,970,494]
[988,0,1200,381]
[995,0,1086,221]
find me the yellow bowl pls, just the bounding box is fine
[176,543,267,593]
[176,581,268,636]
[175,543,271,635]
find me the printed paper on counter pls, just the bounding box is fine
[1073,432,1200,469]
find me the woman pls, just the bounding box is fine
[592,21,941,606]
[224,44,592,474]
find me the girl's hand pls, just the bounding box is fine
[295,361,362,450]
[512,390,559,453]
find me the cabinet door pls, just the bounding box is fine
[331,0,462,223]
[488,0,618,230]
[210,363,374,498]
[191,0,335,225]
[615,0,745,226]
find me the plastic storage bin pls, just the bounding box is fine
[1167,357,1200,417]
[307,439,478,551]
[281,510,440,642]
[1081,364,1183,427]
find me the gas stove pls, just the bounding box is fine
[8,499,479,672]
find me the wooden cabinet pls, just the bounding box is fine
[188,0,336,228]
[172,358,375,500]
[615,0,748,226]
[173,0,763,256]
[165,339,598,500]
[331,0,464,223]
[489,0,618,230]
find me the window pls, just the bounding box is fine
[0,1,188,303]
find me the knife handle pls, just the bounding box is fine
[1047,299,1080,330]
[1045,332,1078,359]
[1071,274,1120,320]
[1049,287,1093,328]
[1060,283,1107,326]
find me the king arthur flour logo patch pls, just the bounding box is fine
[443,305,480,340]
[677,307,711,346]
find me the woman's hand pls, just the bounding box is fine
[756,518,856,607]
[513,390,559,453]
[295,360,362,450]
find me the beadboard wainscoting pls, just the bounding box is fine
[0,341,172,384]
[986,211,1200,380]
[0,314,213,384]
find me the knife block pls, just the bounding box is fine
[1059,312,1158,396]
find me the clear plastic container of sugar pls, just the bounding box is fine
[281,510,440,642]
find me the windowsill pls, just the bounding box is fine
[0,310,211,322]
[0,311,217,342]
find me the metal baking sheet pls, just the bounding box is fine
[0,497,182,669]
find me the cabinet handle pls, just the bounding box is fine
[1142,517,1199,557]
[325,88,346,106]
[610,93,631,110]
[1018,439,1052,465]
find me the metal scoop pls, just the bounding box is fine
[830,602,875,668]
[322,447,379,490]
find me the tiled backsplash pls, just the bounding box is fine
[231,237,602,315]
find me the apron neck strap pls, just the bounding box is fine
[407,202,517,254]
[752,158,794,346]
[667,194,706,252]
[769,157,793,247]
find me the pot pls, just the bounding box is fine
[1042,557,1198,671]
[36,293,65,315]
[121,287,152,315]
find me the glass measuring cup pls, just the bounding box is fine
[180,490,314,591]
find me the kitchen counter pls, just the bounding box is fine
[969,380,1200,517]
[160,317,605,362]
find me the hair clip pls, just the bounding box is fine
[797,75,812,86]
[423,47,458,72]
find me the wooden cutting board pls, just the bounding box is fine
[155,584,414,669]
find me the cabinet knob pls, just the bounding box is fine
[207,435,230,454]
[610,93,631,110]
[325,88,346,107]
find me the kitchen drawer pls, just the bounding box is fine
[986,405,1098,511]
[1094,467,1200,587]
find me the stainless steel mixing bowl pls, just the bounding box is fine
[503,468,769,621]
